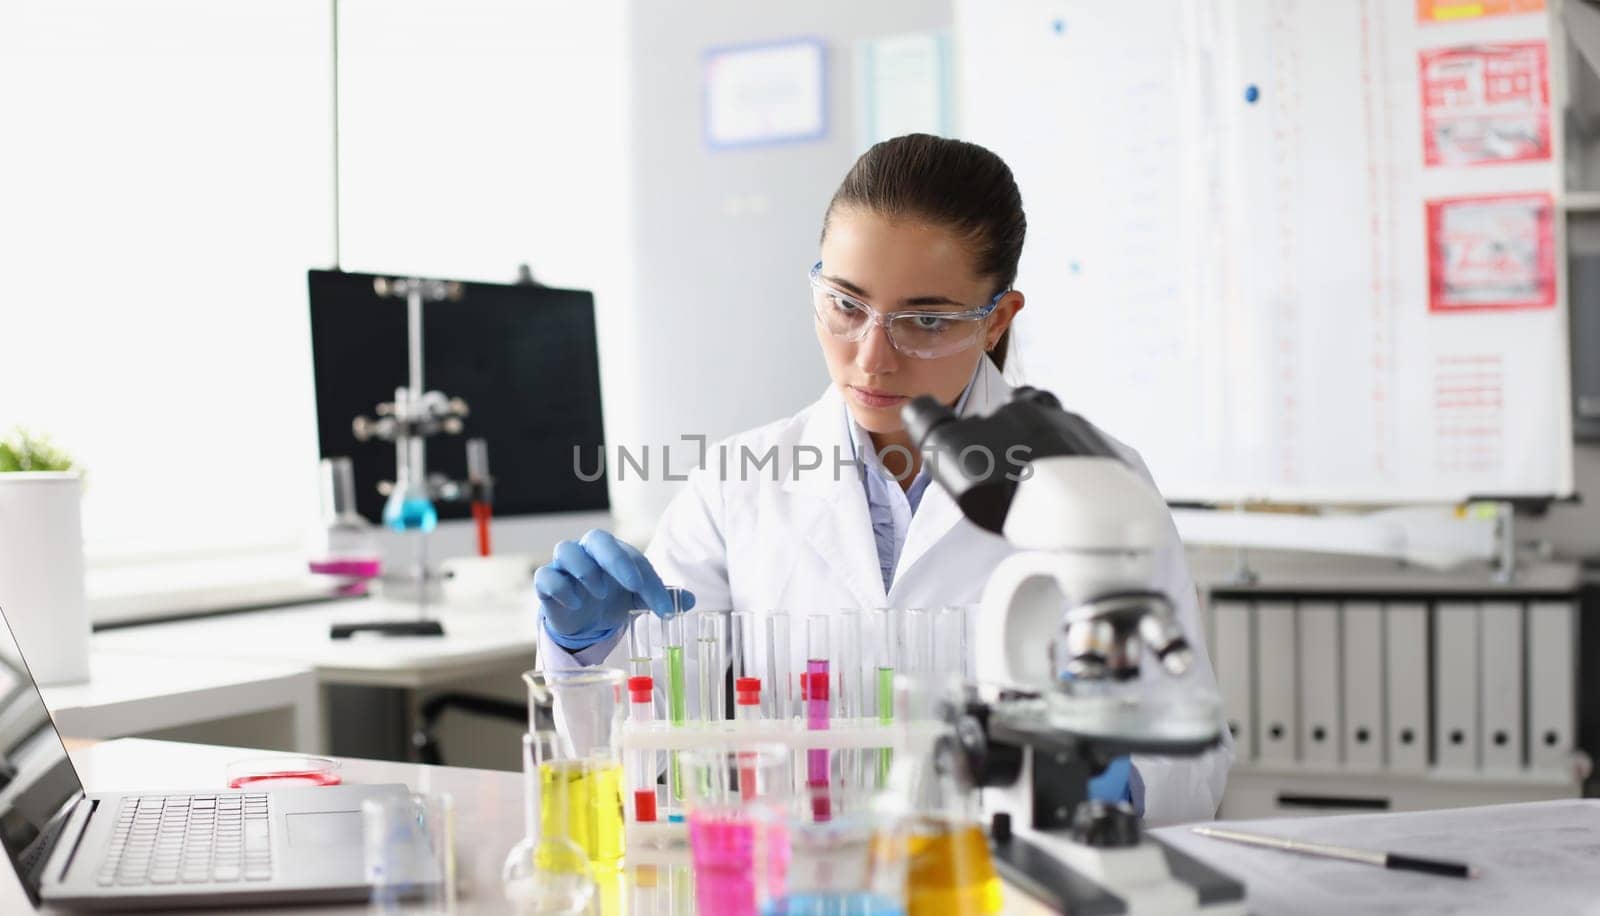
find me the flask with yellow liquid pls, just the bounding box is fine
[889,676,1003,916]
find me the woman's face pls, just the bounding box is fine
[815,207,1024,435]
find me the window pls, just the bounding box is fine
[0,2,335,563]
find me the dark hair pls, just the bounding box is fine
[821,133,1026,370]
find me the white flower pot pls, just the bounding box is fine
[0,472,89,685]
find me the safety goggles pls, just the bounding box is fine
[809,261,1004,360]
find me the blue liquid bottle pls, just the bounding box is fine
[383,489,438,533]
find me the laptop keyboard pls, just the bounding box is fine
[97,793,273,886]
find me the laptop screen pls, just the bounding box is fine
[0,604,87,906]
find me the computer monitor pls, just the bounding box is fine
[307,270,609,525]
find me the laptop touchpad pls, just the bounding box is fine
[286,810,364,847]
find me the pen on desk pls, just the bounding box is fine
[1190,826,1479,879]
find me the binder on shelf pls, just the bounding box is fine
[1255,600,1298,764]
[1212,600,1255,761]
[1384,602,1429,772]
[1297,601,1342,766]
[1434,601,1481,771]
[1342,601,1384,769]
[1528,600,1577,773]
[1479,601,1525,772]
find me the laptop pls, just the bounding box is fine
[0,602,435,910]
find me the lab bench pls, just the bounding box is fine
[50,595,542,767]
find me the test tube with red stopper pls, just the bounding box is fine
[735,677,763,802]
[628,674,658,823]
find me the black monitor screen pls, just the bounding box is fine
[308,270,609,524]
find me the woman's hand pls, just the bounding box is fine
[534,529,694,651]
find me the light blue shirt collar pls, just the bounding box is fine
[844,363,983,594]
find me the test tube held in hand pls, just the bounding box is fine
[664,589,688,816]
[664,595,688,726]
[628,608,654,681]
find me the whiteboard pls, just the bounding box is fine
[954,0,1574,503]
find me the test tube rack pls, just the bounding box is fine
[619,717,946,847]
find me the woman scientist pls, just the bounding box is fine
[534,133,1232,826]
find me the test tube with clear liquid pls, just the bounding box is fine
[933,605,971,690]
[765,612,793,722]
[901,608,936,679]
[697,612,725,724]
[830,611,862,790]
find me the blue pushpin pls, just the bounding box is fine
[1245,84,1260,104]
[1052,19,1066,35]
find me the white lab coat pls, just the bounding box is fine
[538,357,1234,826]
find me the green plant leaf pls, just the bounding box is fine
[0,429,75,473]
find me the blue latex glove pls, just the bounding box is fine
[1088,755,1134,806]
[534,529,693,651]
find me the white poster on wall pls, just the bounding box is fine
[703,38,827,150]
[857,31,951,151]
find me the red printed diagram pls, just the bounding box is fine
[1420,42,1549,166]
[1426,192,1554,312]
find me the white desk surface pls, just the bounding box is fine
[20,739,1596,914]
[90,595,541,689]
[1151,798,1600,915]
[40,653,318,743]
[20,739,1058,916]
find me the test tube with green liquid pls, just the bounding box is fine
[664,589,688,815]
[865,608,898,787]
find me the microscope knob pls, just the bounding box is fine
[1012,386,1062,408]
[1071,800,1141,848]
[990,812,1013,844]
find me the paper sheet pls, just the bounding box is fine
[1152,800,1600,916]
[703,39,826,150]
[857,31,949,150]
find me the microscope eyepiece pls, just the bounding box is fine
[902,395,957,449]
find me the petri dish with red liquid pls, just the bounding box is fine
[226,755,342,789]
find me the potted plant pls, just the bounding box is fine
[0,428,90,684]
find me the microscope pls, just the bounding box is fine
[904,388,1246,915]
